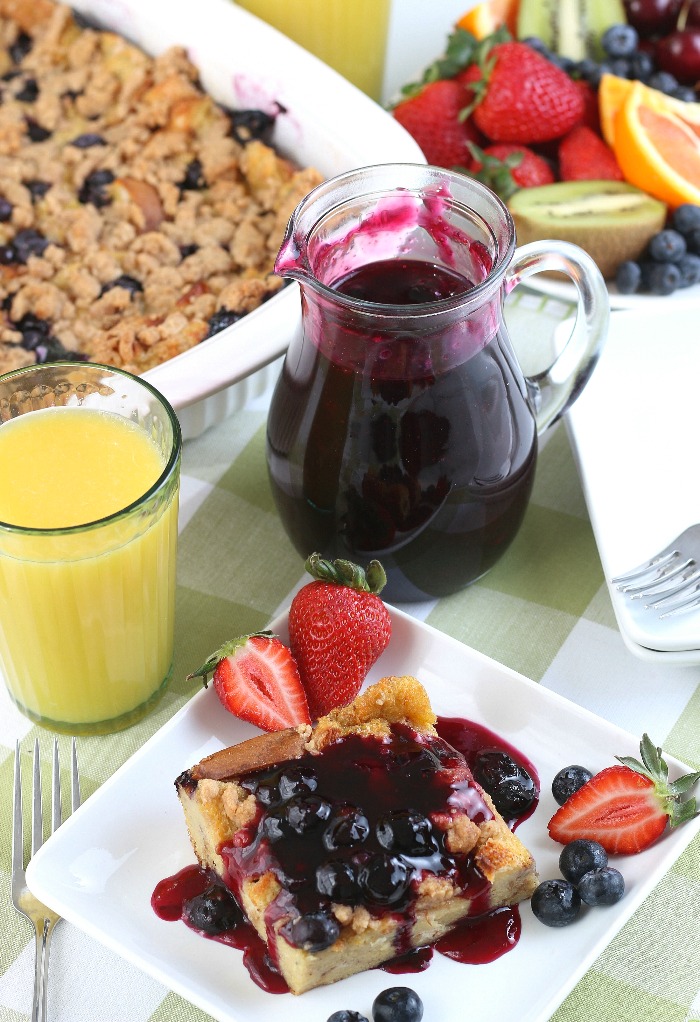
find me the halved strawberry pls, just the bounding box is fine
[548,735,700,855]
[188,631,311,732]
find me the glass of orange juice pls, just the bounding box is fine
[0,362,181,735]
[235,0,391,101]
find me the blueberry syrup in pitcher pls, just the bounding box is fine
[266,257,538,603]
[152,716,539,992]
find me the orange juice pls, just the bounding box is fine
[0,384,180,734]
[235,0,391,100]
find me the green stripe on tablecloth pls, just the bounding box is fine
[478,502,601,614]
[176,484,301,613]
[148,992,215,1022]
[666,686,700,769]
[214,427,277,512]
[181,410,268,487]
[428,587,578,681]
[553,971,690,1022]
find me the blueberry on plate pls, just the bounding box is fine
[601,23,639,58]
[316,859,359,903]
[672,203,700,235]
[551,763,592,806]
[578,866,625,906]
[531,878,581,927]
[323,805,371,850]
[678,253,700,287]
[327,1012,369,1022]
[647,228,686,262]
[372,986,424,1022]
[358,853,411,906]
[283,793,332,834]
[285,911,340,952]
[183,883,241,934]
[615,260,642,295]
[472,749,537,818]
[559,839,608,883]
[646,261,681,296]
[376,809,436,856]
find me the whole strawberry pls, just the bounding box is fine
[460,41,585,145]
[548,734,700,855]
[288,554,392,719]
[558,125,624,183]
[188,631,311,732]
[469,142,555,200]
[392,77,483,170]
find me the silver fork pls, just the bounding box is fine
[12,737,80,1022]
[611,524,700,618]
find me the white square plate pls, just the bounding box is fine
[27,606,700,1022]
[566,305,700,662]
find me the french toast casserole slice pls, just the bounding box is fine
[176,675,539,994]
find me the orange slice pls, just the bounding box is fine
[612,81,700,208]
[600,74,700,148]
[456,0,519,38]
[598,74,635,146]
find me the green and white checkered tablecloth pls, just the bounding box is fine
[1,289,699,1022]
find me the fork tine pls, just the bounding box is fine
[648,579,700,610]
[612,549,678,585]
[12,740,24,878]
[618,558,693,595]
[660,591,700,618]
[31,739,43,859]
[71,737,80,813]
[51,738,62,835]
[645,573,700,608]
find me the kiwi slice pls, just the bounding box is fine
[508,180,667,279]
[516,0,627,61]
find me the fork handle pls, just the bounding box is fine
[31,916,58,1022]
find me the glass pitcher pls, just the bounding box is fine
[266,164,608,602]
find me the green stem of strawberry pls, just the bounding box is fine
[304,553,387,595]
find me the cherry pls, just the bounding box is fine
[655,27,700,83]
[688,0,700,26]
[623,0,683,37]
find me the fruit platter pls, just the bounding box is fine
[389,0,700,302]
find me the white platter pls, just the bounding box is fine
[26,606,700,1022]
[566,305,700,661]
[527,272,700,311]
[70,0,424,438]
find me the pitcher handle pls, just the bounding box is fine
[504,239,609,436]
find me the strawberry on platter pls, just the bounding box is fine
[459,40,585,144]
[288,553,392,720]
[548,734,700,855]
[392,77,483,170]
[188,554,392,730]
[469,141,555,199]
[558,124,624,182]
[188,632,312,732]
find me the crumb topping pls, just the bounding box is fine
[0,0,322,375]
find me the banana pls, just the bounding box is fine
[516,0,628,61]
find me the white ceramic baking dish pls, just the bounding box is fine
[67,0,425,437]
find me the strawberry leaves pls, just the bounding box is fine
[616,733,700,827]
[303,553,387,593]
[393,25,509,102]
